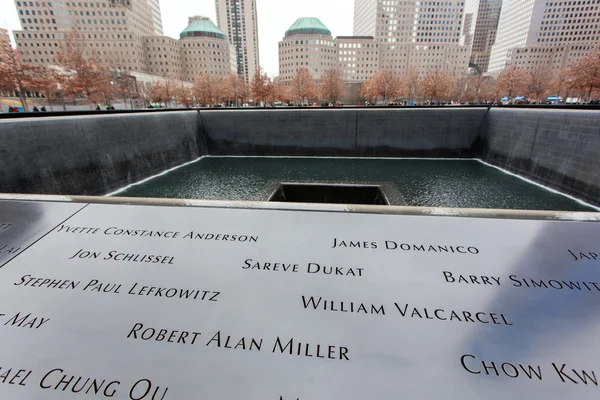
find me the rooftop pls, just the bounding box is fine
[285,17,332,37]
[180,16,226,40]
[336,36,375,40]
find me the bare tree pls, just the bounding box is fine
[162,77,176,107]
[373,70,403,103]
[568,48,600,101]
[55,30,111,109]
[175,82,193,107]
[193,72,219,105]
[359,78,377,104]
[498,65,530,100]
[421,69,456,103]
[359,70,403,104]
[527,66,553,101]
[250,67,271,106]
[220,73,247,107]
[291,68,319,104]
[480,77,499,103]
[32,67,60,111]
[320,68,345,103]
[403,66,420,103]
[113,71,137,109]
[468,74,484,103]
[147,81,167,106]
[461,74,498,104]
[0,48,38,111]
[551,68,575,101]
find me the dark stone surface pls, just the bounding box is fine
[269,183,389,205]
[355,108,487,157]
[200,109,358,156]
[481,109,600,207]
[200,108,488,158]
[0,107,598,207]
[0,111,201,195]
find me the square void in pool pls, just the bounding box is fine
[113,157,595,212]
[268,183,390,205]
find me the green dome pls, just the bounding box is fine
[180,17,226,40]
[285,17,331,37]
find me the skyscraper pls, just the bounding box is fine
[488,0,600,74]
[279,17,380,83]
[463,0,503,73]
[352,0,471,77]
[353,0,377,36]
[0,28,11,63]
[215,0,260,83]
[13,0,164,73]
[11,1,235,85]
[148,0,164,36]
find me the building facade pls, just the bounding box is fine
[352,0,471,77]
[463,0,503,73]
[142,16,236,81]
[337,36,380,82]
[279,9,470,84]
[144,36,183,79]
[278,18,336,82]
[353,0,377,36]
[0,28,11,63]
[278,18,380,83]
[10,0,234,83]
[12,0,160,74]
[488,0,600,74]
[215,0,260,83]
[178,16,237,82]
[147,0,163,36]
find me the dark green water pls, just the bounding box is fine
[114,157,595,211]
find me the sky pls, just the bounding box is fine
[0,0,354,76]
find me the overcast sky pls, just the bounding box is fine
[0,0,354,76]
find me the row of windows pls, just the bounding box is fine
[21,53,232,75]
[538,35,599,41]
[18,8,125,17]
[19,9,54,15]
[15,31,134,40]
[180,42,226,48]
[17,1,124,8]
[280,55,336,60]
[280,47,335,54]
[540,26,599,34]
[280,39,335,47]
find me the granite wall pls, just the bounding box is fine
[201,108,487,157]
[0,111,201,195]
[480,108,600,207]
[0,107,598,207]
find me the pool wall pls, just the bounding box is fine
[481,108,600,205]
[0,108,598,206]
[200,108,486,157]
[0,111,200,195]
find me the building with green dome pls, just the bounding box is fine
[279,17,336,82]
[180,16,228,40]
[279,17,380,85]
[285,17,333,37]
[143,16,237,83]
[178,16,237,82]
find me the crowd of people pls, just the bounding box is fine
[3,104,118,112]
[95,105,116,110]
[6,105,48,112]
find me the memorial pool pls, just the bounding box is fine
[113,157,595,211]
